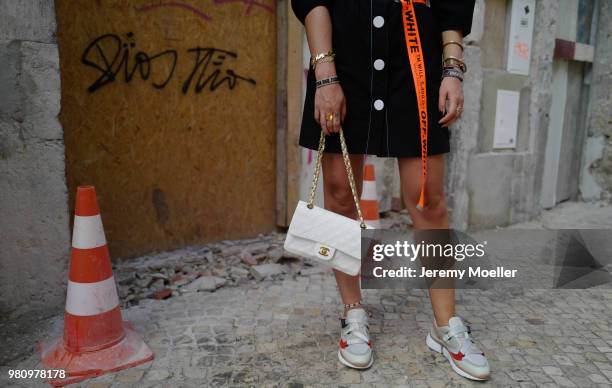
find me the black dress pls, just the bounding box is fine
[291,0,475,157]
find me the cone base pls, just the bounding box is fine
[39,322,154,387]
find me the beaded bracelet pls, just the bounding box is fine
[315,75,340,89]
[344,301,362,310]
[442,67,464,82]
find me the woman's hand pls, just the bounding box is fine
[315,83,346,135]
[314,62,346,135]
[438,76,464,128]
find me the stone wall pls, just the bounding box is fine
[0,1,69,320]
[581,0,612,201]
[444,0,484,230]
[448,0,559,229]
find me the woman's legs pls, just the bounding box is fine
[399,155,491,380]
[322,152,365,317]
[397,154,455,327]
[322,152,374,369]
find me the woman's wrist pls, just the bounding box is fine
[442,67,464,82]
[315,75,340,89]
[314,62,337,80]
[441,30,465,72]
[442,42,463,59]
[441,35,467,77]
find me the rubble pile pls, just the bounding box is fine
[112,232,305,307]
[112,212,410,307]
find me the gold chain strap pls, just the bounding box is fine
[307,129,367,230]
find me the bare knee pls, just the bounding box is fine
[405,194,448,223]
[426,196,448,221]
[325,180,357,217]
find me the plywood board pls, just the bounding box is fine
[275,1,303,227]
[56,0,277,258]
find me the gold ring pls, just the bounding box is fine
[326,113,334,122]
[457,106,464,115]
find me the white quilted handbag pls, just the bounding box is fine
[284,129,372,276]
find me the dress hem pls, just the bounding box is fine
[298,143,451,158]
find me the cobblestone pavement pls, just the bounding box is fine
[2,202,612,387]
[4,274,612,387]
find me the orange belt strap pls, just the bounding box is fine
[400,0,428,211]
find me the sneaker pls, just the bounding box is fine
[426,316,490,381]
[338,308,373,369]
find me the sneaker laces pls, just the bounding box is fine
[343,317,370,346]
[443,322,482,356]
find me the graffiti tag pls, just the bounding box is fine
[81,33,256,94]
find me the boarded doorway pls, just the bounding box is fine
[541,0,595,208]
[55,0,277,258]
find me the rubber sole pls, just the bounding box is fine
[337,349,374,370]
[426,333,488,381]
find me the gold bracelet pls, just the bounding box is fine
[443,55,465,63]
[443,56,467,73]
[442,41,464,52]
[310,51,335,69]
[314,55,335,68]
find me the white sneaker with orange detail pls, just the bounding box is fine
[426,316,491,380]
[338,308,373,369]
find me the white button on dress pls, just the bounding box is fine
[374,59,385,71]
[374,99,385,111]
[373,16,385,28]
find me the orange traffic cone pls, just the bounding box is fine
[39,186,153,386]
[360,164,381,228]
